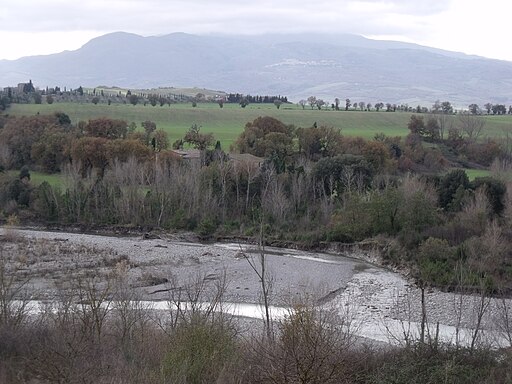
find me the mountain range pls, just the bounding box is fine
[1,32,512,107]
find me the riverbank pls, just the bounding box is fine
[1,227,511,349]
[0,227,367,306]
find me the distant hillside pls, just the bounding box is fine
[1,32,512,107]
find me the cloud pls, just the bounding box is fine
[15,0,508,61]
[0,0,452,36]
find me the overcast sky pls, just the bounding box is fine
[1,0,511,62]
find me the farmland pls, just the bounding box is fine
[6,102,417,147]
[9,102,512,149]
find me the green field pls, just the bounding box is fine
[8,103,512,149]
[7,170,64,188]
[29,171,64,188]
[7,103,412,148]
[461,168,491,180]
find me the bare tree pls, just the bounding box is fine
[263,175,290,225]
[315,99,325,110]
[432,112,453,140]
[74,275,115,343]
[469,280,492,352]
[232,161,243,212]
[0,253,31,330]
[490,157,512,181]
[0,142,11,168]
[457,188,491,236]
[111,261,154,345]
[499,129,512,160]
[217,157,233,220]
[153,161,173,227]
[290,158,311,215]
[162,270,239,384]
[62,162,98,222]
[503,179,512,226]
[105,157,148,225]
[249,296,359,384]
[243,159,260,213]
[452,260,466,349]
[383,288,417,347]
[458,112,485,141]
[307,96,317,110]
[244,222,274,337]
[166,270,231,329]
[341,167,356,194]
[495,294,512,347]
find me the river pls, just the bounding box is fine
[2,227,512,349]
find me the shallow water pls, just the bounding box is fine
[19,298,510,349]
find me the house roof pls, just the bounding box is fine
[228,153,264,165]
[171,149,201,159]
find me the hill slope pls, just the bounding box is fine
[1,32,512,106]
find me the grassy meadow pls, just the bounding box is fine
[461,168,492,180]
[9,102,512,149]
[7,170,64,188]
[9,102,416,148]
[29,171,64,187]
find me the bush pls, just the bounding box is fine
[438,169,470,211]
[197,217,217,237]
[416,237,457,287]
[471,177,506,216]
[162,317,238,383]
[248,302,355,384]
[369,346,500,384]
[169,209,197,231]
[328,195,373,242]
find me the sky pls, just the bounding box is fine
[1,0,511,62]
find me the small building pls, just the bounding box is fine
[228,153,264,168]
[17,83,28,93]
[171,149,201,160]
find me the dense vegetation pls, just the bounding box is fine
[0,108,511,292]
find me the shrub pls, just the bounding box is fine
[162,317,238,383]
[197,217,217,237]
[248,302,355,384]
[438,169,470,211]
[416,237,457,287]
[369,346,500,384]
[471,176,506,216]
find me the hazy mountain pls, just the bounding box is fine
[1,32,512,107]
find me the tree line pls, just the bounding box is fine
[0,80,294,109]
[4,80,512,115]
[298,97,512,115]
[226,93,288,104]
